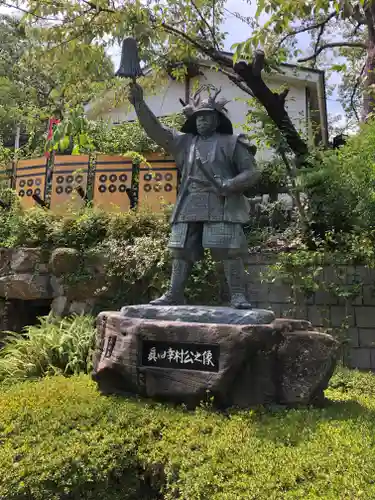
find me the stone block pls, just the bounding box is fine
[49,248,81,277]
[246,283,270,303]
[355,266,375,285]
[308,305,330,327]
[359,328,375,347]
[314,290,338,306]
[348,347,371,370]
[0,274,51,300]
[293,305,308,320]
[324,266,359,285]
[268,284,293,304]
[345,327,359,347]
[51,296,68,316]
[370,349,375,370]
[246,265,271,285]
[245,264,264,283]
[338,291,363,306]
[65,275,107,301]
[0,248,12,275]
[330,305,355,327]
[300,292,314,305]
[354,307,375,329]
[245,253,276,266]
[92,308,339,408]
[10,248,46,273]
[50,276,64,297]
[268,302,282,318]
[69,300,95,315]
[341,266,359,285]
[362,285,375,306]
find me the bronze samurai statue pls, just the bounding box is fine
[128,83,260,309]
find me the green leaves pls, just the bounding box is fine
[59,136,70,152]
[255,0,265,19]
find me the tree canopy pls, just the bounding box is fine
[0,13,114,148]
[1,0,373,159]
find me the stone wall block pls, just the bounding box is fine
[348,348,372,370]
[330,305,355,328]
[10,248,47,273]
[355,266,375,285]
[247,284,270,303]
[49,248,81,277]
[355,307,375,329]
[362,285,375,306]
[359,328,375,347]
[268,284,293,304]
[346,327,359,347]
[307,305,330,327]
[0,248,12,275]
[0,274,51,300]
[314,290,338,306]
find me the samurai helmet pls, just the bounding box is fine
[181,85,233,135]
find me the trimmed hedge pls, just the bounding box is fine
[2,369,375,499]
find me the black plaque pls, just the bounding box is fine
[141,340,220,372]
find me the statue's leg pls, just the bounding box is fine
[150,258,193,305]
[222,257,252,309]
[150,223,203,306]
[204,222,252,310]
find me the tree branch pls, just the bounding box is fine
[364,4,375,43]
[80,0,115,13]
[277,12,337,49]
[351,62,366,122]
[298,42,366,62]
[190,0,218,49]
[311,22,326,68]
[0,1,58,21]
[234,55,308,158]
[159,21,232,67]
[4,2,309,159]
[223,71,254,97]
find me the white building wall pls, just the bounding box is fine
[97,67,308,162]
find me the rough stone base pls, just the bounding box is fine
[92,306,339,409]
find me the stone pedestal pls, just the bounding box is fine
[92,305,339,408]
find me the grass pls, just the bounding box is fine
[1,368,375,499]
[0,315,96,385]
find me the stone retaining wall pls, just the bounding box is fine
[1,247,375,371]
[246,254,375,371]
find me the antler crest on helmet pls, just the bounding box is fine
[180,84,231,117]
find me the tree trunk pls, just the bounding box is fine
[362,5,375,121]
[233,60,309,160]
[362,42,375,121]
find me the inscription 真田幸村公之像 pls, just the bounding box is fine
[141,340,220,372]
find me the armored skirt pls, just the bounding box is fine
[168,221,248,261]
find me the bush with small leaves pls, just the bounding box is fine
[1,369,375,499]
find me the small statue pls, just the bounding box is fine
[128,83,260,309]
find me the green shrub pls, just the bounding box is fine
[0,204,169,249]
[0,203,224,307]
[0,315,96,385]
[87,113,185,155]
[1,369,375,499]
[300,118,375,238]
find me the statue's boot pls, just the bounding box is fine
[150,259,193,306]
[223,258,253,309]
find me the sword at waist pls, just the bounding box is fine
[187,175,224,195]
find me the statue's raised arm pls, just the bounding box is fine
[128,82,178,153]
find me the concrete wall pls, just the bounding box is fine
[246,253,375,371]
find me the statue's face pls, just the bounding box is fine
[196,111,219,137]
